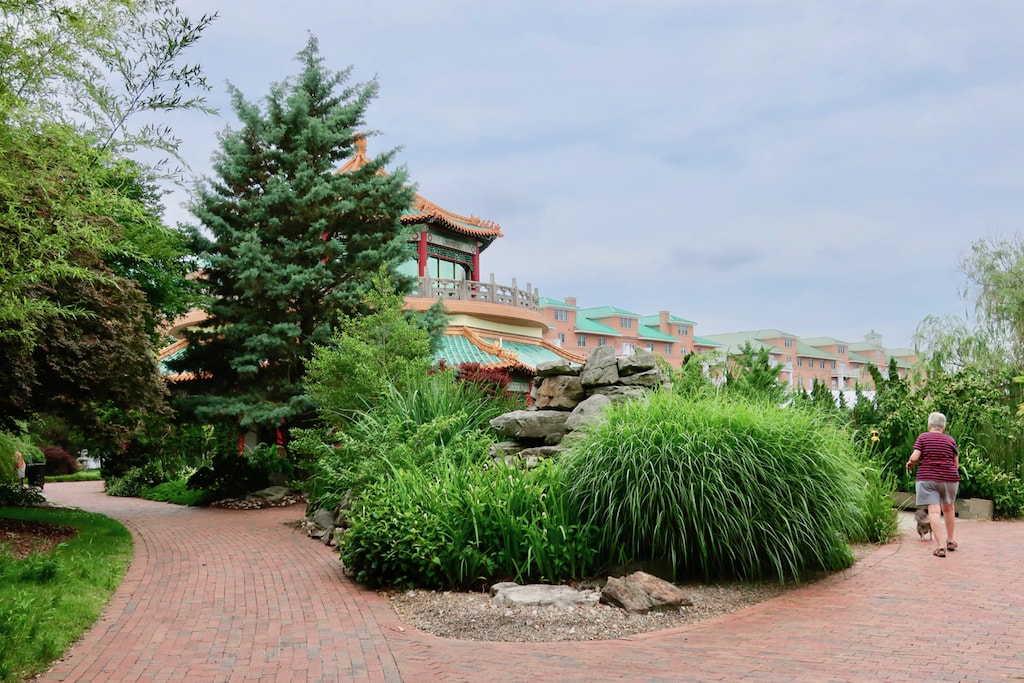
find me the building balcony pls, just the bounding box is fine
[405,274,548,332]
[831,365,861,379]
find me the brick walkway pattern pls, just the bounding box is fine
[38,481,1024,682]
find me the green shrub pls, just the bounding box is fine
[186,444,292,501]
[0,484,45,507]
[959,449,1024,518]
[140,480,212,506]
[562,392,886,583]
[104,465,162,497]
[340,448,600,590]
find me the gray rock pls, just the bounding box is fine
[489,410,570,440]
[245,485,291,503]
[534,375,585,410]
[580,346,619,387]
[535,360,580,377]
[600,571,693,614]
[617,349,657,375]
[588,385,649,402]
[618,368,664,387]
[491,583,600,609]
[564,394,613,431]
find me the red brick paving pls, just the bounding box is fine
[38,481,1024,682]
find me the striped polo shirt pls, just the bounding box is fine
[914,431,959,482]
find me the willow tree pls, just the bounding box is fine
[171,36,416,437]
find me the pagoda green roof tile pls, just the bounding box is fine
[483,338,580,368]
[434,335,502,366]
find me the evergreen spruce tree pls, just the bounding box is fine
[171,36,415,436]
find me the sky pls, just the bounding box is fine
[160,0,1024,350]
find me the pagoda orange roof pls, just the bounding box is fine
[337,137,503,243]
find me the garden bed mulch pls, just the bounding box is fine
[0,517,78,559]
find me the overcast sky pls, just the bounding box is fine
[163,0,1024,349]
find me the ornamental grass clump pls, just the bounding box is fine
[563,392,880,583]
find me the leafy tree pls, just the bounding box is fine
[725,341,785,403]
[304,271,435,425]
[961,236,1024,367]
[171,36,416,435]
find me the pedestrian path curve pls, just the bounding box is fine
[38,481,1024,682]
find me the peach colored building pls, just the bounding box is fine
[539,298,723,369]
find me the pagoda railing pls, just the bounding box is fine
[413,274,540,312]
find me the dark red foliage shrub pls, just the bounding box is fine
[42,445,81,475]
[456,362,512,398]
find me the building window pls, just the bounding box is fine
[820,359,826,369]
[621,317,633,329]
[598,337,607,347]
[664,344,672,355]
[679,345,686,355]
[622,342,634,354]
[677,324,690,336]
[787,356,792,364]
[577,335,587,348]
[554,308,568,322]
[646,343,655,352]
[784,337,794,348]
[797,357,804,367]
[831,360,836,369]
[426,255,470,280]
[557,333,566,344]
[837,345,847,354]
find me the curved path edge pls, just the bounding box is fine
[38,481,1024,682]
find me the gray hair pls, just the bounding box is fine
[928,412,947,430]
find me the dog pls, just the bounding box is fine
[915,507,932,541]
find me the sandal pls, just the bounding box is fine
[933,547,946,558]
[947,540,957,552]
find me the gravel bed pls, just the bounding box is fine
[386,580,789,642]
[385,543,879,642]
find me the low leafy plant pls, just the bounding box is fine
[562,392,889,583]
[104,465,163,497]
[340,448,600,590]
[140,480,212,506]
[187,445,292,501]
[0,484,45,507]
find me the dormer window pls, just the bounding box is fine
[621,317,633,329]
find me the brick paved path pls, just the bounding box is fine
[38,481,1024,682]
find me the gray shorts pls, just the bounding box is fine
[916,480,959,506]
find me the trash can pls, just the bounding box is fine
[25,462,45,489]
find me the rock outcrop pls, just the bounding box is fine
[489,346,668,465]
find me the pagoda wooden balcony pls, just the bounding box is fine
[405,274,547,331]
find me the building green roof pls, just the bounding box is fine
[693,335,725,347]
[577,305,641,320]
[794,341,839,360]
[636,324,677,342]
[574,317,621,336]
[638,314,696,326]
[801,336,850,347]
[538,297,578,309]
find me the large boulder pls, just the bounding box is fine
[617,349,657,375]
[564,393,613,431]
[580,346,619,387]
[489,410,570,440]
[618,368,664,388]
[535,360,580,377]
[534,375,586,410]
[600,571,693,614]
[491,582,600,609]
